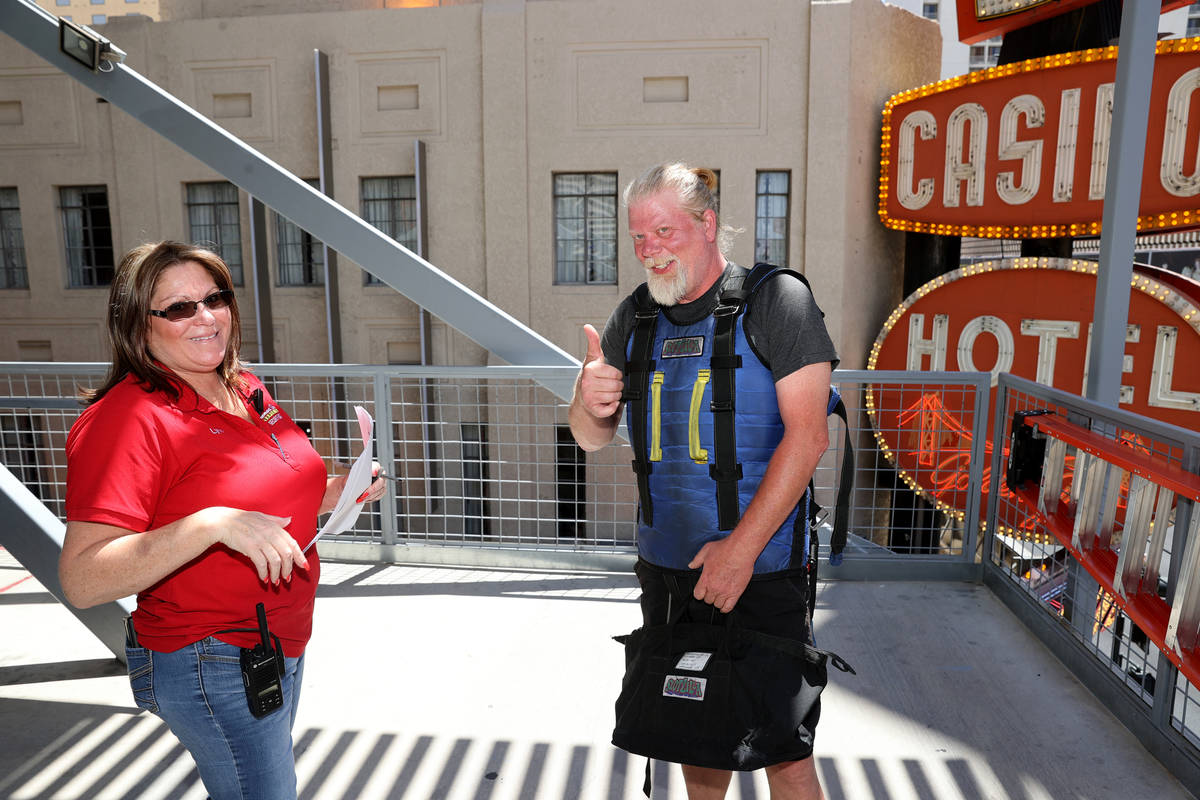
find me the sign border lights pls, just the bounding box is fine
[878,37,1200,240]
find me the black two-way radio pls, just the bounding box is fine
[219,602,285,719]
[240,602,285,718]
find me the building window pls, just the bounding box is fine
[186,181,243,285]
[922,2,938,20]
[969,37,1002,72]
[1189,2,1200,37]
[60,185,115,287]
[360,176,417,286]
[0,188,28,289]
[554,172,616,285]
[55,0,69,5]
[754,171,790,266]
[275,179,324,286]
[461,423,489,538]
[91,14,106,24]
[556,426,586,538]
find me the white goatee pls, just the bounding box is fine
[644,256,689,306]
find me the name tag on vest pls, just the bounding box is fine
[661,336,704,358]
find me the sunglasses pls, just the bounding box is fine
[148,289,235,322]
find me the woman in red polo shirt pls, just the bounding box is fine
[60,241,385,800]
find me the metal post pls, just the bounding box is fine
[248,196,275,363]
[415,138,437,538]
[1085,3,1158,406]
[313,49,348,468]
[314,49,342,365]
[375,371,398,547]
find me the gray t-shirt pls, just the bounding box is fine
[600,262,839,383]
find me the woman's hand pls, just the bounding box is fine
[204,506,306,585]
[320,461,387,515]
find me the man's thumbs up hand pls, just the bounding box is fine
[578,324,624,418]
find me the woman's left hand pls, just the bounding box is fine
[320,461,387,514]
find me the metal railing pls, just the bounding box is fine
[0,363,992,577]
[984,372,1200,790]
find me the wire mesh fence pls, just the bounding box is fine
[0,363,992,572]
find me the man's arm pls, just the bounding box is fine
[568,323,625,451]
[689,359,833,612]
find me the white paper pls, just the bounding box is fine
[304,405,374,553]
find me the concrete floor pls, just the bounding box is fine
[0,549,1194,800]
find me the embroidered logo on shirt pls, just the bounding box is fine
[661,336,704,358]
[662,675,706,701]
[209,427,224,435]
[261,406,282,425]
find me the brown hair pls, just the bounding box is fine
[622,162,741,254]
[82,241,248,405]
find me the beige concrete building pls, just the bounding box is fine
[1,0,939,369]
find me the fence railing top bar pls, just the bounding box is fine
[254,364,584,380]
[841,369,991,386]
[0,362,585,381]
[997,372,1200,451]
[0,363,993,385]
[0,398,85,410]
[0,363,106,376]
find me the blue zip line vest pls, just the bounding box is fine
[623,264,807,573]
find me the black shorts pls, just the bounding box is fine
[635,558,812,642]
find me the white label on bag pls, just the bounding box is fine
[663,675,707,701]
[675,651,713,671]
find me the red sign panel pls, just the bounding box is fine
[879,38,1200,239]
[867,258,1200,524]
[955,1,1192,45]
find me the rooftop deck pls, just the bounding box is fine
[0,550,1191,800]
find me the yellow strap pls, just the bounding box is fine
[650,372,664,462]
[689,369,710,464]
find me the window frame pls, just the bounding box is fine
[553,171,618,286]
[0,187,29,290]
[754,170,791,267]
[274,179,325,287]
[185,181,244,285]
[59,184,115,288]
[359,175,418,286]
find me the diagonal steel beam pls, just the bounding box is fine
[0,464,134,663]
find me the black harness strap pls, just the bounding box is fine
[709,272,750,531]
[827,391,854,565]
[622,284,659,527]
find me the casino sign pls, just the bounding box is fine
[866,258,1200,524]
[878,37,1200,239]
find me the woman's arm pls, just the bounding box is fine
[60,506,305,608]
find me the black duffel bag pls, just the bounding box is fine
[612,611,854,771]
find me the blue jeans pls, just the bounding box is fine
[126,637,305,800]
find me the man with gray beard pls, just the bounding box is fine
[569,163,840,799]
